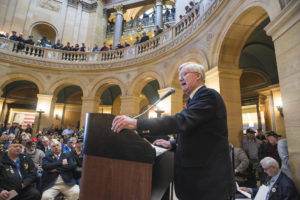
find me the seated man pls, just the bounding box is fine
[41,139,79,200]
[240,157,300,200]
[0,139,40,200]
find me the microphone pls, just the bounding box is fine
[134,88,176,119]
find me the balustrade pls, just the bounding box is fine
[0,0,222,66]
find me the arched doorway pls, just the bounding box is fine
[31,23,57,44]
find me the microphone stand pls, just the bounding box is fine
[133,98,164,119]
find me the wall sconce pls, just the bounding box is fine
[55,114,60,120]
[36,109,45,132]
[155,107,165,118]
[277,106,284,117]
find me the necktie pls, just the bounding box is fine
[185,98,191,109]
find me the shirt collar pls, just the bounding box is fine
[189,85,204,100]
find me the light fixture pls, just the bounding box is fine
[36,109,45,132]
[55,114,60,120]
[276,106,284,117]
[154,106,165,118]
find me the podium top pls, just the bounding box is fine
[83,113,155,164]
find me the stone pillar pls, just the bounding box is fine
[120,96,140,116]
[271,88,286,137]
[0,98,5,123]
[264,0,300,189]
[80,97,100,127]
[157,87,183,116]
[155,0,164,28]
[100,8,108,46]
[35,94,56,133]
[72,1,83,44]
[256,102,262,130]
[113,4,124,49]
[206,67,243,147]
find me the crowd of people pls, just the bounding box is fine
[0,123,84,200]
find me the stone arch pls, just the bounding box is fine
[212,0,281,68]
[127,71,165,96]
[29,21,58,44]
[89,77,126,98]
[0,72,45,95]
[48,78,87,97]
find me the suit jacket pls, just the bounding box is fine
[253,172,300,200]
[137,86,235,200]
[41,152,77,191]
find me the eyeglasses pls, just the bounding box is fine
[179,71,199,79]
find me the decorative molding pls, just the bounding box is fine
[40,0,62,12]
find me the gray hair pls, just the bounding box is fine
[260,157,279,169]
[178,62,206,82]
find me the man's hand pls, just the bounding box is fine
[0,190,10,200]
[234,169,239,174]
[239,187,250,193]
[153,139,171,148]
[111,115,137,133]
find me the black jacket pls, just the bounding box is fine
[41,152,77,191]
[0,153,37,194]
[137,86,235,200]
[253,172,300,200]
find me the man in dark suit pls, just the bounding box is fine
[240,157,300,200]
[41,139,79,200]
[112,62,235,200]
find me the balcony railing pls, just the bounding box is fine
[0,0,223,68]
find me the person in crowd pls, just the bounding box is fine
[92,44,99,52]
[70,139,83,185]
[165,8,170,22]
[242,128,262,184]
[12,122,21,139]
[38,136,51,155]
[7,134,15,146]
[100,42,109,51]
[185,5,191,14]
[63,138,74,153]
[41,139,79,200]
[41,36,47,47]
[116,43,124,49]
[0,139,41,200]
[240,157,300,200]
[278,138,291,179]
[24,141,45,191]
[109,19,114,32]
[124,40,130,47]
[24,124,33,135]
[21,134,31,153]
[109,44,113,50]
[134,36,140,45]
[62,42,72,51]
[36,134,43,149]
[0,124,5,135]
[9,31,18,41]
[155,25,163,36]
[0,134,9,157]
[259,131,281,166]
[62,125,74,137]
[128,17,134,28]
[165,24,171,29]
[140,32,149,43]
[179,14,183,20]
[73,44,79,52]
[171,5,176,20]
[44,40,52,48]
[24,36,35,55]
[189,1,195,9]
[151,11,156,24]
[80,43,86,52]
[76,126,84,138]
[52,40,63,49]
[2,123,13,135]
[234,147,249,186]
[34,40,43,57]
[256,128,266,141]
[143,13,149,26]
[112,62,235,199]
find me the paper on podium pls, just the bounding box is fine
[152,145,169,156]
[236,182,251,199]
[254,184,269,200]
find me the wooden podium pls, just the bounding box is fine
[80,114,174,200]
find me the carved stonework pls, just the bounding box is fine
[40,0,61,12]
[114,4,123,15]
[156,0,164,6]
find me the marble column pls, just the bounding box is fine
[72,1,83,44]
[157,86,183,116]
[35,94,56,134]
[205,67,243,147]
[155,0,164,28]
[113,4,124,49]
[120,95,140,116]
[265,0,300,189]
[80,97,100,127]
[0,97,5,123]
